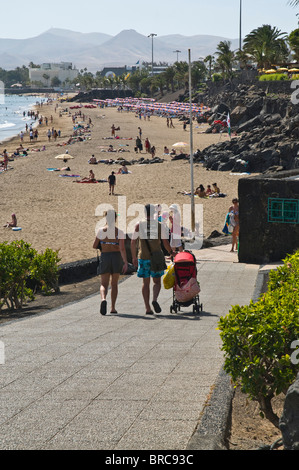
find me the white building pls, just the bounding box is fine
[29,62,79,86]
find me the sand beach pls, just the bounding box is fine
[0,96,249,264]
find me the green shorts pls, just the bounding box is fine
[137,259,165,279]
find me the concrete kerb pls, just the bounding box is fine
[186,367,234,450]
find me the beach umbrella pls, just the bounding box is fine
[172,142,188,147]
[289,68,299,73]
[55,154,75,162]
[265,69,277,74]
[277,68,288,72]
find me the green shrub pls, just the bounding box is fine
[0,241,60,311]
[218,251,299,428]
[30,248,61,295]
[212,73,223,82]
[259,73,288,81]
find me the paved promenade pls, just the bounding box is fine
[0,245,263,450]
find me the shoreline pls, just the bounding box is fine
[0,94,48,146]
[0,97,249,265]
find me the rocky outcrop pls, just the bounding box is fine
[280,373,299,450]
[195,84,299,173]
[69,89,132,102]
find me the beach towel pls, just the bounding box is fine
[222,213,234,235]
[59,174,81,178]
[75,180,99,184]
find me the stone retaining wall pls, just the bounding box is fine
[238,170,299,264]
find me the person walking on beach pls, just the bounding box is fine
[145,138,151,154]
[131,204,173,315]
[135,136,142,153]
[93,210,128,315]
[108,171,116,195]
[2,150,8,171]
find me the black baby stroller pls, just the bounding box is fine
[170,250,203,315]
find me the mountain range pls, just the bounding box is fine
[0,28,240,72]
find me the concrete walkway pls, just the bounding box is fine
[0,246,262,450]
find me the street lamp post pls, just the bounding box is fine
[148,33,157,76]
[239,0,242,51]
[173,50,181,63]
[188,49,195,235]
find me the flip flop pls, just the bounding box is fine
[110,310,118,314]
[146,310,154,315]
[152,301,161,313]
[100,300,107,316]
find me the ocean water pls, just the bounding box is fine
[0,95,44,145]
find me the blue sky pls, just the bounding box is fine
[2,0,298,39]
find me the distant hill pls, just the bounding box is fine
[0,28,239,72]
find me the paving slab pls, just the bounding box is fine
[0,246,263,450]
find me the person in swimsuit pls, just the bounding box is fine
[230,198,239,252]
[93,210,128,315]
[3,213,17,228]
[77,169,96,183]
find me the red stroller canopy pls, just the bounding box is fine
[174,252,196,264]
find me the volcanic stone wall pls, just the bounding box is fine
[238,170,299,264]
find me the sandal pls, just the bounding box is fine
[100,300,107,316]
[146,310,154,315]
[152,300,161,313]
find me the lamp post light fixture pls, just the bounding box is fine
[173,50,181,63]
[148,33,157,76]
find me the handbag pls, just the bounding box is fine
[175,278,200,303]
[145,239,167,272]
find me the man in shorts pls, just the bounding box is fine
[131,204,173,315]
[108,171,116,195]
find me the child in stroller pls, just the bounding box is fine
[170,250,203,315]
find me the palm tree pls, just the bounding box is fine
[191,61,207,88]
[215,41,236,80]
[235,49,251,69]
[173,61,189,90]
[289,28,299,61]
[289,0,299,5]
[162,66,176,92]
[204,55,215,79]
[243,25,288,69]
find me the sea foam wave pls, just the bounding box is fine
[0,121,16,129]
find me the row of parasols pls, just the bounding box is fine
[261,67,299,74]
[93,97,210,117]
